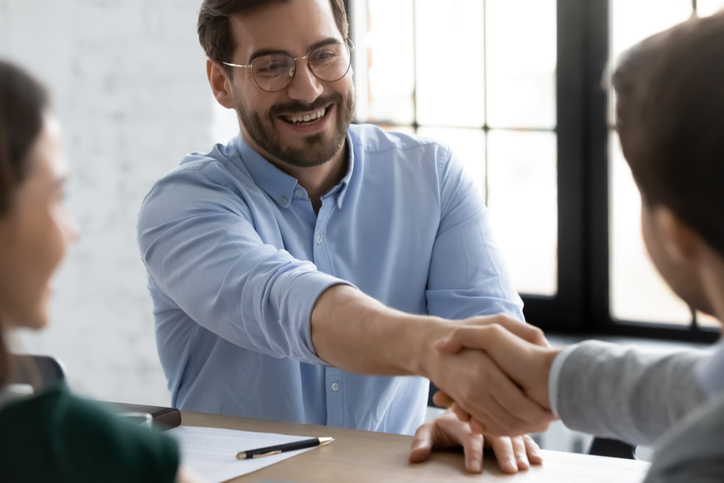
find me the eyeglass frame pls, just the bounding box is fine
[222,39,355,92]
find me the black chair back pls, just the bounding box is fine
[587,437,636,459]
[9,354,67,390]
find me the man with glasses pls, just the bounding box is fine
[138,0,546,473]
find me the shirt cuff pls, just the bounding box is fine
[277,269,356,366]
[548,343,581,417]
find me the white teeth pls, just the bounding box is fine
[288,107,327,124]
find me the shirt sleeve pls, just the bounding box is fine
[137,163,346,365]
[425,145,525,321]
[555,340,710,446]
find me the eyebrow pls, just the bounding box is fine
[248,37,343,63]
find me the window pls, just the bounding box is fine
[609,0,723,329]
[351,0,558,296]
[346,0,722,341]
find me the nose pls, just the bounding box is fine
[286,59,324,104]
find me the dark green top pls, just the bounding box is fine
[0,383,179,482]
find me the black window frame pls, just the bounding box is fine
[344,0,720,344]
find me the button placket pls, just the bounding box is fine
[325,367,344,427]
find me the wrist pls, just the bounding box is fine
[403,315,454,379]
[533,347,562,410]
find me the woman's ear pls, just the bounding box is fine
[207,59,235,109]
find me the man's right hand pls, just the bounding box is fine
[418,315,558,437]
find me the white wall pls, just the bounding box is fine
[0,0,217,405]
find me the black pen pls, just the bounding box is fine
[235,437,334,460]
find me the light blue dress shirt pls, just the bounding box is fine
[137,124,524,435]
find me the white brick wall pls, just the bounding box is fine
[0,0,216,405]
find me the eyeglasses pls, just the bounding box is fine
[223,40,354,92]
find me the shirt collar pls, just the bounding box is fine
[234,136,299,208]
[234,133,355,210]
[696,338,724,396]
[331,132,355,209]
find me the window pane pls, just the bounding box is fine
[417,127,486,197]
[697,0,724,16]
[486,0,556,129]
[611,0,692,63]
[487,130,557,296]
[609,136,692,324]
[415,0,485,127]
[609,0,694,325]
[362,0,416,125]
[697,311,720,329]
[379,125,416,136]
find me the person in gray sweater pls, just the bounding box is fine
[410,11,724,482]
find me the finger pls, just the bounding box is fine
[488,436,518,474]
[485,373,554,435]
[473,315,548,348]
[409,423,434,463]
[450,402,472,423]
[462,431,484,473]
[459,387,527,437]
[432,390,455,408]
[523,435,543,465]
[469,418,486,434]
[484,358,555,431]
[435,324,502,355]
[458,352,553,435]
[434,324,506,355]
[436,317,548,354]
[511,436,530,471]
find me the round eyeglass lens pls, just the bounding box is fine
[252,54,296,92]
[308,43,351,82]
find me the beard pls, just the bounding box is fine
[236,88,356,168]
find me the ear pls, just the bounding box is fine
[654,206,699,264]
[207,59,235,109]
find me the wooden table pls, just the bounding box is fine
[181,411,651,482]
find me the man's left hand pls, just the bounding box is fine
[408,410,543,474]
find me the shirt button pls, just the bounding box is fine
[295,189,305,198]
[279,196,289,204]
[331,382,339,392]
[316,235,323,245]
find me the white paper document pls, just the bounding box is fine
[168,426,328,483]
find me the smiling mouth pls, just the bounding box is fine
[278,106,329,125]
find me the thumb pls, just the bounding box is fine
[434,335,464,354]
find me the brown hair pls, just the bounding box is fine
[612,11,724,257]
[0,59,49,386]
[198,0,349,72]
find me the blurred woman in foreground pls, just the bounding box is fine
[0,59,200,482]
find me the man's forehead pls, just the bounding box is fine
[228,0,342,59]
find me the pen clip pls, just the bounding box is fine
[252,450,283,459]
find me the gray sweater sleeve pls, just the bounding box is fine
[644,394,724,483]
[556,340,709,446]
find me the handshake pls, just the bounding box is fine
[410,315,563,474]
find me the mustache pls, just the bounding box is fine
[268,92,343,118]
